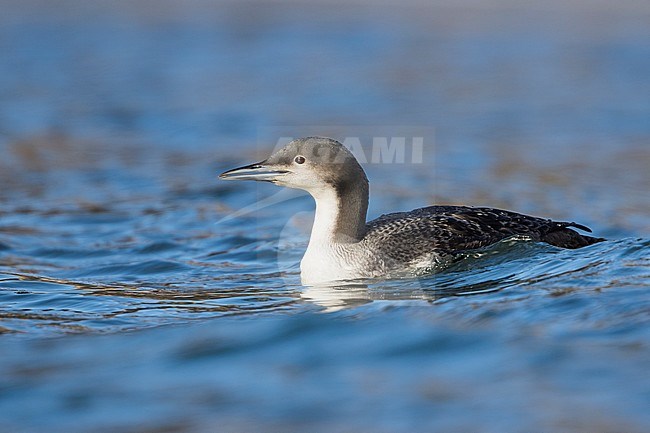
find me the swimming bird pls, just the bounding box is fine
[220,137,604,284]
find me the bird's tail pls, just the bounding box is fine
[542,222,605,249]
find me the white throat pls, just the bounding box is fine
[300,185,368,284]
[308,187,345,245]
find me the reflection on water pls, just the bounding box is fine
[0,0,649,432]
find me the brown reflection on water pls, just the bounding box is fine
[0,272,300,334]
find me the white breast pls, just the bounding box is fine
[300,242,356,285]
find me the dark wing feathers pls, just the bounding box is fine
[364,205,603,262]
[559,221,592,233]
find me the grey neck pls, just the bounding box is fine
[333,180,369,243]
[310,179,369,245]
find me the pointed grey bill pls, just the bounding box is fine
[219,161,290,182]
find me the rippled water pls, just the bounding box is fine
[1,1,649,432]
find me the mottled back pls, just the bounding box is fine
[363,205,604,264]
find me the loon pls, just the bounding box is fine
[220,137,604,285]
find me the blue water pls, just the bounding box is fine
[1,1,649,432]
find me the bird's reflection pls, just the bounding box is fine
[300,271,512,312]
[300,283,374,312]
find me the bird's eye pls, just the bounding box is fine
[294,156,306,164]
